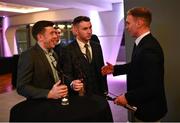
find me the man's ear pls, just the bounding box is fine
[37,33,43,42]
[71,26,76,36]
[136,18,144,28]
[73,26,79,35]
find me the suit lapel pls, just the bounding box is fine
[35,44,55,80]
[90,42,96,63]
[132,43,137,58]
[73,41,89,63]
[132,33,152,59]
[91,41,102,67]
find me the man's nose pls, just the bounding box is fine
[88,29,92,34]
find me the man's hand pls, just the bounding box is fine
[48,81,68,99]
[114,94,128,106]
[101,62,114,76]
[72,79,84,91]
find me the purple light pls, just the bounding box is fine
[2,17,12,56]
[90,3,125,65]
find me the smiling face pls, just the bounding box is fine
[38,26,58,50]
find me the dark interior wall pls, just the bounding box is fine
[0,57,13,74]
[124,0,180,121]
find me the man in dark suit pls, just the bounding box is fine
[16,20,68,99]
[101,7,167,121]
[53,26,63,58]
[63,16,108,97]
[91,34,100,44]
[53,26,67,68]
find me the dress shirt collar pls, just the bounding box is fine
[135,31,150,46]
[76,38,90,49]
[37,42,53,54]
[56,40,61,45]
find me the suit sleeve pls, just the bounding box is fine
[62,46,78,95]
[113,63,130,76]
[16,51,49,99]
[96,44,108,94]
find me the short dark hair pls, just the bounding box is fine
[127,7,152,26]
[54,26,60,30]
[72,16,90,25]
[32,20,55,40]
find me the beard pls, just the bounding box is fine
[44,40,56,49]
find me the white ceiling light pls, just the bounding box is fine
[0,2,49,13]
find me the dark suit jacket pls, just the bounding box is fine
[91,34,100,44]
[16,43,58,99]
[62,40,108,97]
[113,34,167,121]
[53,41,66,69]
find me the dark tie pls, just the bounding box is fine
[84,44,91,63]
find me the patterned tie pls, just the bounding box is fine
[48,52,57,68]
[48,51,59,82]
[84,44,91,63]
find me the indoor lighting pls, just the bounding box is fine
[0,2,49,13]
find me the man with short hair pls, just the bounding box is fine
[101,7,167,121]
[63,16,108,97]
[17,20,68,99]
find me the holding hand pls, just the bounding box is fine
[101,62,114,76]
[114,94,128,106]
[72,79,84,92]
[48,80,68,99]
